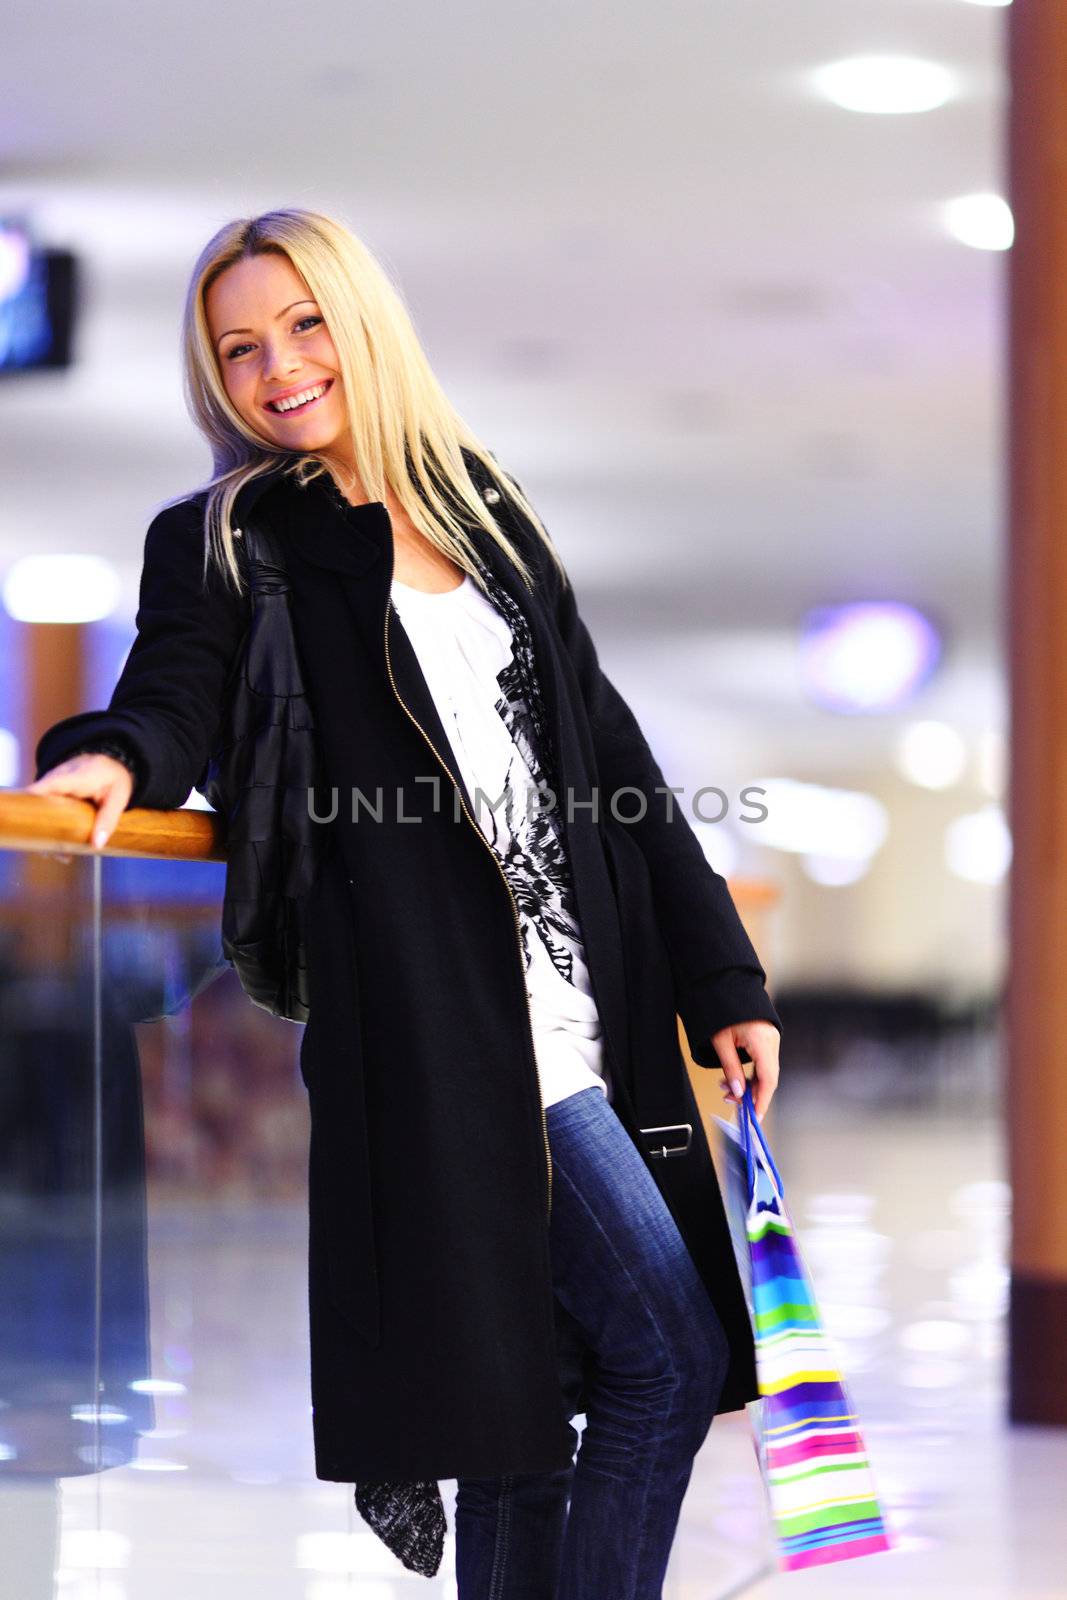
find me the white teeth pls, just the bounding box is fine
[269,381,328,413]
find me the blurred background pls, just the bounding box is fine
[2,1,1061,1597]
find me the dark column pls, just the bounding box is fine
[1006,0,1067,1425]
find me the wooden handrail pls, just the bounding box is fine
[0,790,227,861]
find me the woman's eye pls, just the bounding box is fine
[224,315,321,361]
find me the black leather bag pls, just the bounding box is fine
[199,520,324,1023]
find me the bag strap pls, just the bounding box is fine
[738,1082,786,1208]
[237,519,289,591]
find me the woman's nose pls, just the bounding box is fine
[262,340,301,381]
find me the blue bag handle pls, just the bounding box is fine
[738,1081,785,1208]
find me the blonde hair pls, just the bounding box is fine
[175,206,567,599]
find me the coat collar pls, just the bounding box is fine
[231,458,291,527]
[229,453,532,820]
[232,450,532,593]
[234,462,388,579]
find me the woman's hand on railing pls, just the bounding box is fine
[26,754,134,851]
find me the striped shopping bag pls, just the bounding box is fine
[714,1084,894,1573]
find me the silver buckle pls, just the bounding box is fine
[639,1121,692,1159]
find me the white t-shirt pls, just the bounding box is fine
[389,570,611,1109]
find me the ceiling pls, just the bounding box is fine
[0,0,1008,801]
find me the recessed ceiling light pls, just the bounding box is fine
[895,720,968,790]
[945,806,1011,884]
[944,192,1014,251]
[3,554,121,623]
[811,55,958,115]
[799,601,942,713]
[745,776,889,862]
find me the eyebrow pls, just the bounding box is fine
[215,299,318,346]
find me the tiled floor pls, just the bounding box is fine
[4,1057,1066,1598]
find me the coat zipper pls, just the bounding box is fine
[382,589,553,1219]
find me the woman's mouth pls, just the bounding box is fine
[264,377,334,417]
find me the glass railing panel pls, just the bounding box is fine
[87,845,341,1598]
[0,845,119,1600]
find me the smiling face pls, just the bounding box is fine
[205,251,353,465]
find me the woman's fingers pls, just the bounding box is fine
[711,1029,747,1103]
[711,1020,782,1119]
[89,784,130,849]
[26,755,134,850]
[749,1052,779,1120]
[739,1022,780,1121]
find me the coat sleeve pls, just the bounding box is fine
[34,498,249,812]
[533,529,783,1069]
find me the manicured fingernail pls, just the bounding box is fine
[93,829,105,849]
[731,1079,743,1097]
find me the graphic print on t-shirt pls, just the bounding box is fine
[388,558,607,1106]
[475,563,586,991]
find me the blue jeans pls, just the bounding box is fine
[454,1085,730,1599]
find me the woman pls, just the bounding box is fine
[29,208,782,1596]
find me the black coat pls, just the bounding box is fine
[35,456,783,1482]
